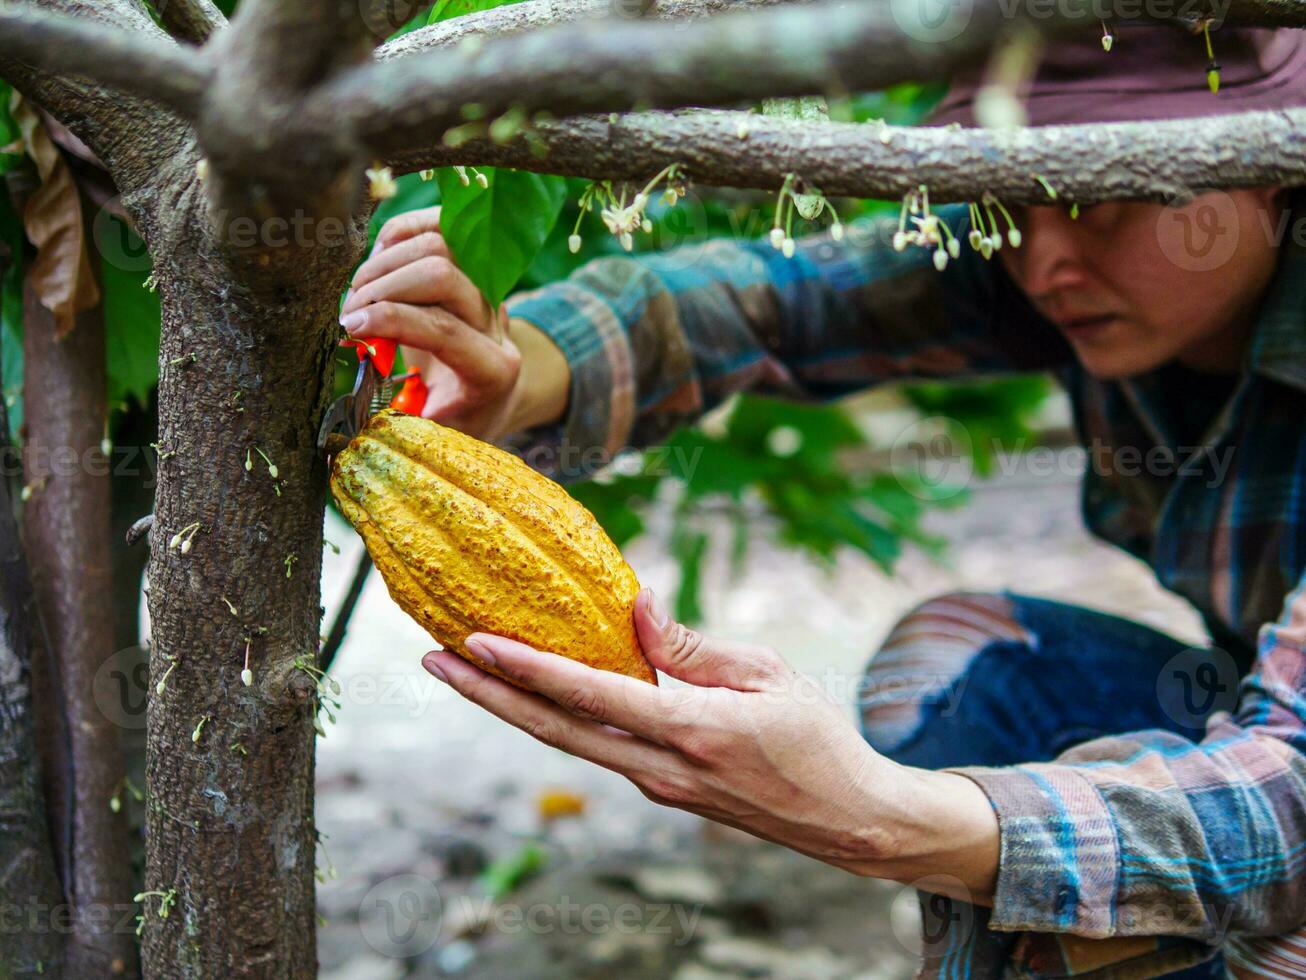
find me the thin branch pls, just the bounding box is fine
[384,107,1306,204]
[319,552,372,676]
[1211,0,1306,27]
[318,0,1010,147]
[0,5,210,118]
[376,0,801,60]
[154,0,227,44]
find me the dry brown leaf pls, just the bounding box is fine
[10,91,100,338]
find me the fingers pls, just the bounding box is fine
[339,303,516,389]
[352,232,450,293]
[421,649,677,778]
[341,254,486,330]
[375,206,441,251]
[463,633,690,746]
[634,589,790,691]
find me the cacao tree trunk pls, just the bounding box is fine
[22,285,138,977]
[140,219,356,976]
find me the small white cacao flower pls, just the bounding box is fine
[568,234,582,254]
[770,227,785,250]
[781,238,796,259]
[365,167,398,201]
[933,248,948,271]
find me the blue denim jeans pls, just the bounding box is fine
[858,592,1238,979]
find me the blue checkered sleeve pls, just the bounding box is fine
[506,209,1067,480]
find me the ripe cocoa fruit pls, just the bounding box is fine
[329,410,656,685]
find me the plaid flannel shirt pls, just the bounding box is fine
[507,204,1306,979]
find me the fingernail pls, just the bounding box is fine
[464,636,497,667]
[422,652,448,682]
[646,589,669,629]
[340,310,367,334]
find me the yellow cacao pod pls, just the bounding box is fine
[329,410,656,685]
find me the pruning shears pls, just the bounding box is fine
[318,335,428,457]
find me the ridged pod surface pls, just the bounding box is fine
[330,410,656,685]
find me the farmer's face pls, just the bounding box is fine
[1001,190,1284,378]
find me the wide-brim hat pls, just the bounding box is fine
[930,25,1306,126]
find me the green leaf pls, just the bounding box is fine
[435,168,565,308]
[368,171,441,244]
[0,170,23,441]
[567,473,659,549]
[478,843,546,899]
[99,223,162,410]
[427,0,520,23]
[671,524,708,625]
[0,82,22,177]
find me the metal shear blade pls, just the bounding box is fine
[318,358,382,456]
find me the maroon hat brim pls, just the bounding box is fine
[929,25,1306,127]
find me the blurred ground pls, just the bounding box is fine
[314,434,1206,980]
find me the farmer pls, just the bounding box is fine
[339,25,1306,979]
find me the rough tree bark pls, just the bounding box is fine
[141,213,353,976]
[384,106,1306,203]
[2,0,1306,976]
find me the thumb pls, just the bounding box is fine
[633,588,790,691]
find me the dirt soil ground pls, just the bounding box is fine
[314,442,1206,980]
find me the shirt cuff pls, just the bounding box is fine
[508,284,636,483]
[950,765,1121,939]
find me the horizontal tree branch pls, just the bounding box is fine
[154,0,227,44]
[1212,0,1306,27]
[320,0,1011,149]
[0,5,210,117]
[375,0,800,60]
[384,107,1306,204]
[198,0,386,237]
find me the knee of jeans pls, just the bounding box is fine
[858,591,1033,755]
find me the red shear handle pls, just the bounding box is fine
[390,374,429,416]
[347,336,398,378]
